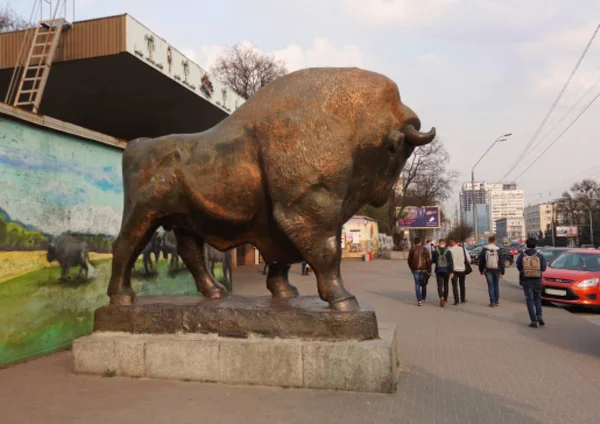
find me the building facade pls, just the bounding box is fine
[487,184,524,233]
[524,204,554,238]
[460,182,524,235]
[495,217,525,244]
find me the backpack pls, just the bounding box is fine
[522,252,542,278]
[485,249,499,270]
[436,249,448,273]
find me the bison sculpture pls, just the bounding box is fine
[107,67,435,311]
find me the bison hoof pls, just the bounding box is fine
[204,287,229,299]
[272,284,300,299]
[109,293,136,306]
[330,296,360,312]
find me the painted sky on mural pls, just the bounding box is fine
[0,122,123,236]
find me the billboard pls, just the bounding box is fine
[556,226,578,237]
[396,206,440,229]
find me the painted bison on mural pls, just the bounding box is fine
[47,234,96,280]
[204,244,232,283]
[107,67,435,311]
[134,231,162,274]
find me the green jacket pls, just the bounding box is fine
[432,247,454,275]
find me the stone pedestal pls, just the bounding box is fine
[73,324,397,393]
[94,295,379,341]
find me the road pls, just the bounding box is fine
[504,261,600,327]
[1,259,600,424]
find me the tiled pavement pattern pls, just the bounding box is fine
[2,261,600,423]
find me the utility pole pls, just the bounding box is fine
[590,208,594,247]
[551,202,556,247]
[471,133,512,243]
[471,173,477,243]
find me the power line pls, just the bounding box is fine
[525,167,600,201]
[513,90,600,181]
[531,67,600,155]
[500,24,600,182]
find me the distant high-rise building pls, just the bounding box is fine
[460,182,524,235]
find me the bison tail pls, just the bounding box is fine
[87,254,97,268]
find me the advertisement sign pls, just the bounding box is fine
[396,206,440,229]
[556,226,578,237]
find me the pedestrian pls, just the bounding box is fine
[432,238,453,307]
[262,263,269,275]
[517,237,547,328]
[424,239,433,258]
[448,237,469,305]
[478,235,505,307]
[302,262,308,275]
[407,237,432,306]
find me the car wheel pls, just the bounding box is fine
[504,259,511,268]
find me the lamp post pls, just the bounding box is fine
[471,133,512,243]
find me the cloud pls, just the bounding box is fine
[339,0,458,26]
[521,22,600,100]
[274,38,366,71]
[521,22,600,55]
[188,38,367,74]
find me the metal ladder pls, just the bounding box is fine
[5,0,70,114]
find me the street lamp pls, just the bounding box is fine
[471,133,512,243]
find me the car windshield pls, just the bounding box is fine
[539,250,557,260]
[550,252,600,271]
[471,246,483,255]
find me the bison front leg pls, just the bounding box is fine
[274,204,359,312]
[175,230,228,299]
[266,263,299,298]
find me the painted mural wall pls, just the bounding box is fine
[341,216,379,259]
[0,116,232,366]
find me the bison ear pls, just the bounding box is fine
[383,129,404,154]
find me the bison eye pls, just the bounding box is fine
[384,139,397,154]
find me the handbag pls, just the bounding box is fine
[419,271,430,287]
[462,245,473,275]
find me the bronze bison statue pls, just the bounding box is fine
[108,67,435,311]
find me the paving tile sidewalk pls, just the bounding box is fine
[2,260,600,423]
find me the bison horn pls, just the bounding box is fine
[404,124,436,146]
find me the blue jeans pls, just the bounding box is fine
[413,271,427,302]
[485,271,500,304]
[523,282,543,323]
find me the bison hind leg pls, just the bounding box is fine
[108,204,159,305]
[266,263,299,298]
[175,230,228,299]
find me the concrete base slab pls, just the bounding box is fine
[73,324,397,393]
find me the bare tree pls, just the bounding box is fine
[446,222,473,243]
[360,138,456,241]
[0,4,29,33]
[211,43,288,100]
[397,138,457,210]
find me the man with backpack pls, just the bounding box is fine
[516,237,547,328]
[408,237,432,306]
[432,239,453,307]
[478,235,505,307]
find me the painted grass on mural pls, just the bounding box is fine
[0,259,226,366]
[0,251,113,284]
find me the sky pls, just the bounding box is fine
[10,0,600,218]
